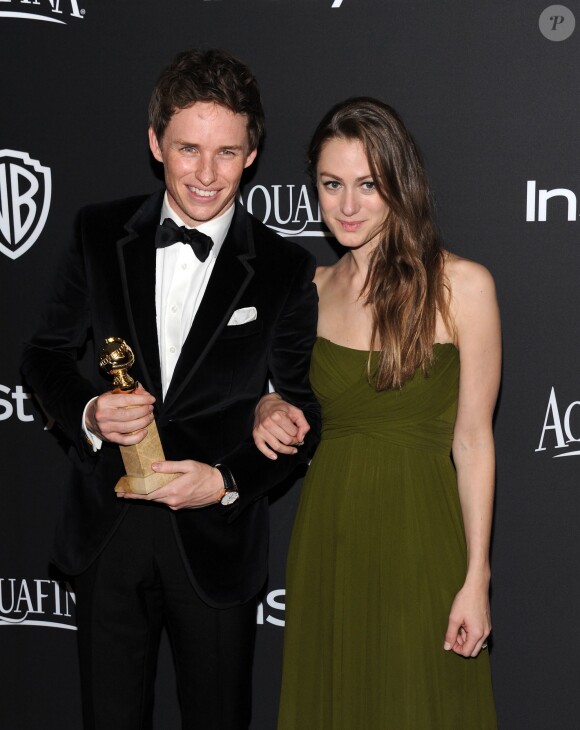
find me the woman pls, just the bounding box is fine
[254,98,500,729]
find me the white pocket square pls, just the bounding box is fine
[227,306,257,326]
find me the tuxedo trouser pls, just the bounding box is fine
[73,502,257,730]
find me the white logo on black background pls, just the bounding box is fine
[257,589,285,627]
[0,150,51,260]
[536,387,580,457]
[240,184,330,238]
[0,578,76,630]
[0,384,34,422]
[539,5,575,41]
[331,0,345,7]
[0,579,284,630]
[0,0,85,23]
[526,180,577,222]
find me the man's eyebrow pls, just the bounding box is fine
[173,140,245,151]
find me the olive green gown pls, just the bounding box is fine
[278,338,496,729]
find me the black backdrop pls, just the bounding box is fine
[2,1,580,728]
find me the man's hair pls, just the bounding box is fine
[148,48,265,151]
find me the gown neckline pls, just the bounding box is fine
[316,336,458,354]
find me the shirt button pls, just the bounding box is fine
[169,346,176,354]
[181,263,188,270]
[171,304,178,313]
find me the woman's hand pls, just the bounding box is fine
[253,393,310,460]
[444,578,491,658]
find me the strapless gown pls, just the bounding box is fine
[278,338,497,729]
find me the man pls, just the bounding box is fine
[21,48,319,730]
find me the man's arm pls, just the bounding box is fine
[219,252,320,508]
[21,222,99,457]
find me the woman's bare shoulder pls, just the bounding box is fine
[443,251,496,300]
[443,251,500,347]
[314,262,340,288]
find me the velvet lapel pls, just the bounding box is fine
[162,203,256,414]
[116,190,164,402]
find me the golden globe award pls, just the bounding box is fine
[99,337,176,494]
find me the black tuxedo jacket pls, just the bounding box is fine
[21,190,320,608]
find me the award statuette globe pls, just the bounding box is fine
[99,337,176,494]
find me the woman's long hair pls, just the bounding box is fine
[308,97,452,390]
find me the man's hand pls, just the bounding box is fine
[117,460,225,510]
[85,384,155,445]
[253,393,310,460]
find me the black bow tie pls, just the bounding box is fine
[155,218,214,262]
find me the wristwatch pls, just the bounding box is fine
[214,463,240,506]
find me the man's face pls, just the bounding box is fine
[148,101,257,226]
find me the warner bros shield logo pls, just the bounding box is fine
[0,150,52,260]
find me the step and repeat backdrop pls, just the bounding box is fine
[1,1,579,728]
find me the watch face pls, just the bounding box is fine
[221,490,239,506]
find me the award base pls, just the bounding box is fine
[114,420,176,495]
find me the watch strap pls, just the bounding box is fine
[214,463,239,505]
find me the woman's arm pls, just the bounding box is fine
[444,256,501,658]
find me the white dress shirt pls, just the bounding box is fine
[156,194,233,397]
[83,193,235,449]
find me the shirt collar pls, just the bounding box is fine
[159,192,235,255]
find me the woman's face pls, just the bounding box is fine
[316,137,389,252]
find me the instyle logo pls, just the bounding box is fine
[526,181,577,222]
[0,384,35,422]
[0,150,51,260]
[0,0,85,23]
[256,588,285,627]
[536,387,580,457]
[0,578,76,630]
[239,184,329,238]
